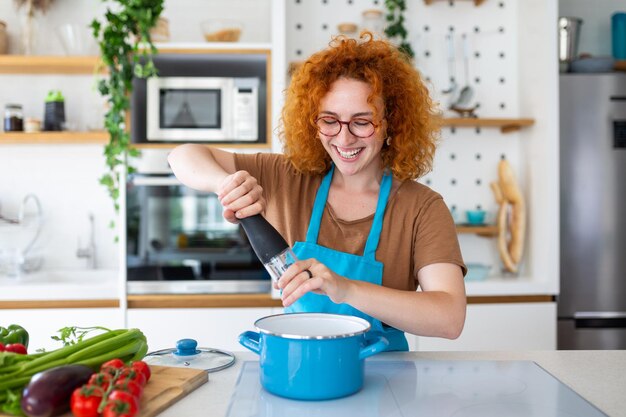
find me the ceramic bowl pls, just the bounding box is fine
[201,19,243,42]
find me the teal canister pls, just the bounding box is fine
[612,12,626,60]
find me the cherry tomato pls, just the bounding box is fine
[117,368,147,387]
[113,379,143,399]
[70,385,104,417]
[88,372,113,390]
[130,361,151,383]
[0,342,5,352]
[101,358,126,375]
[5,343,27,354]
[104,390,139,417]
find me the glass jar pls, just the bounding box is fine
[4,104,24,132]
[362,9,385,38]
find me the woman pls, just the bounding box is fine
[168,33,466,351]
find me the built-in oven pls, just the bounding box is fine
[126,160,271,295]
[131,52,268,145]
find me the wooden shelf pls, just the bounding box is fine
[0,55,101,74]
[0,131,108,144]
[456,224,498,237]
[442,118,534,133]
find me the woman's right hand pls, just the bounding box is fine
[217,170,266,223]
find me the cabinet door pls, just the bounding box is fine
[410,302,556,351]
[0,308,124,352]
[127,308,274,352]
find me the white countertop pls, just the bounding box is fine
[160,350,626,417]
[0,269,119,300]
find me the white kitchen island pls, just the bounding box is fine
[159,350,626,417]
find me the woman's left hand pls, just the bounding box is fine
[275,259,349,307]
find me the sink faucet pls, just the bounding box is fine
[77,212,97,269]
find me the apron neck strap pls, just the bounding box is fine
[305,165,334,244]
[363,171,392,259]
[305,165,393,261]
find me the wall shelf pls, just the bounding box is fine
[456,224,498,237]
[0,45,272,75]
[0,56,101,74]
[442,118,535,133]
[0,131,108,144]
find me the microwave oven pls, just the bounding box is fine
[146,76,259,142]
[130,52,268,144]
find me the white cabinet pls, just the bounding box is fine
[126,308,275,352]
[407,302,556,351]
[0,308,124,352]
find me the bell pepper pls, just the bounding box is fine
[0,324,29,349]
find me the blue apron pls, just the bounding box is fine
[285,165,409,351]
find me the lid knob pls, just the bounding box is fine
[174,338,199,356]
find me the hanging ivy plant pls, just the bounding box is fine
[90,0,164,231]
[384,0,415,59]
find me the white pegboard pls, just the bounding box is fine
[287,0,525,270]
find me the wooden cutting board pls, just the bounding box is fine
[134,365,208,417]
[0,365,207,417]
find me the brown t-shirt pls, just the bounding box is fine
[234,153,466,291]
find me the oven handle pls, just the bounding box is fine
[131,176,182,186]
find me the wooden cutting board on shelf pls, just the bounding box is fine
[0,366,207,417]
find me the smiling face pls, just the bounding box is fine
[317,78,386,180]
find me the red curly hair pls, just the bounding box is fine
[279,32,441,181]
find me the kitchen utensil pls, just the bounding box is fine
[454,33,474,108]
[239,313,389,400]
[56,24,98,56]
[201,19,243,42]
[558,17,583,72]
[143,338,236,372]
[239,214,297,283]
[465,263,492,281]
[441,33,458,102]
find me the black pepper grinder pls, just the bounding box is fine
[43,90,66,131]
[239,214,298,283]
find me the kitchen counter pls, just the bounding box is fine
[0,269,119,304]
[159,350,626,417]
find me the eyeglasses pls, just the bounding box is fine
[315,116,378,138]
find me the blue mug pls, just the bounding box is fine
[466,209,486,225]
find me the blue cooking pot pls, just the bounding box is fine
[239,313,389,401]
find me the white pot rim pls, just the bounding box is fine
[254,312,371,340]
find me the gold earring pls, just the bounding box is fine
[386,137,392,146]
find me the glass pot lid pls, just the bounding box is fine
[143,338,235,372]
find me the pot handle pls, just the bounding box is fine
[239,331,261,355]
[359,335,389,360]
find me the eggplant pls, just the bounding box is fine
[21,364,93,417]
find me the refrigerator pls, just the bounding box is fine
[559,73,626,349]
